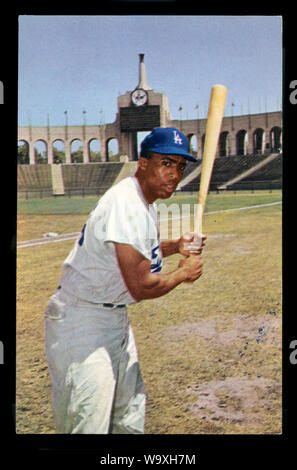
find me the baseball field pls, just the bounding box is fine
[16,190,282,434]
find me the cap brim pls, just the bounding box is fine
[148,146,198,162]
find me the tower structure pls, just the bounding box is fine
[117,53,171,160]
[18,54,282,164]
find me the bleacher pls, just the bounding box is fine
[181,154,280,192]
[17,162,125,198]
[17,154,283,199]
[61,162,124,195]
[18,165,52,197]
[230,153,282,190]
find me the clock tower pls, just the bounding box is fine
[117,54,171,160]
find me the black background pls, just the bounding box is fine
[1,3,295,466]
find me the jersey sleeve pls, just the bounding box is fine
[93,189,156,261]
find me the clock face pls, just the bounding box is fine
[131,89,148,106]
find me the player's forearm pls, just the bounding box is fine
[115,242,202,303]
[131,266,188,301]
[160,239,180,257]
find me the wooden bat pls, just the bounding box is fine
[194,84,227,245]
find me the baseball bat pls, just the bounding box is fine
[194,84,227,243]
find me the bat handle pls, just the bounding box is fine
[193,202,204,248]
[184,202,203,253]
[184,235,203,258]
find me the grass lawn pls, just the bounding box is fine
[16,190,282,434]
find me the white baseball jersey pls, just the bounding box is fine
[59,176,163,305]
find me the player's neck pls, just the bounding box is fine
[134,172,156,205]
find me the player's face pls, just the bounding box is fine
[142,153,187,202]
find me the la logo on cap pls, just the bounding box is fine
[173,130,183,145]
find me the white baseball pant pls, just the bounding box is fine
[44,288,145,434]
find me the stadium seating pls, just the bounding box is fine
[181,154,281,192]
[17,154,282,198]
[238,154,282,182]
[61,162,124,195]
[230,153,282,190]
[18,165,52,197]
[18,162,125,198]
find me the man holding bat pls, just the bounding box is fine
[45,127,204,434]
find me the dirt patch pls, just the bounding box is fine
[162,313,280,347]
[186,377,281,428]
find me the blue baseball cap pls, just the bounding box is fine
[140,127,198,162]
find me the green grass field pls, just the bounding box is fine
[16,190,282,434]
[18,190,282,216]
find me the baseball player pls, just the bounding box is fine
[45,127,205,434]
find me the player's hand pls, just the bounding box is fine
[178,232,206,257]
[178,254,203,283]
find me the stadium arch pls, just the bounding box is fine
[187,133,198,157]
[270,126,282,152]
[253,128,265,154]
[106,137,119,162]
[52,139,66,164]
[18,139,30,164]
[34,139,48,164]
[71,139,84,163]
[219,131,229,156]
[17,117,282,164]
[17,111,282,164]
[236,129,248,155]
[88,138,101,162]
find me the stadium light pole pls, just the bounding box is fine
[99,109,104,126]
[231,102,235,131]
[64,111,68,140]
[248,96,251,130]
[195,104,199,157]
[178,105,183,131]
[27,110,32,141]
[47,113,50,141]
[83,110,86,140]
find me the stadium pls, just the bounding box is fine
[18,55,282,197]
[17,54,282,434]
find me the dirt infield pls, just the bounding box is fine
[16,194,282,434]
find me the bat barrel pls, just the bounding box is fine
[195,84,227,236]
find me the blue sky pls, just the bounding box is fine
[18,15,282,130]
